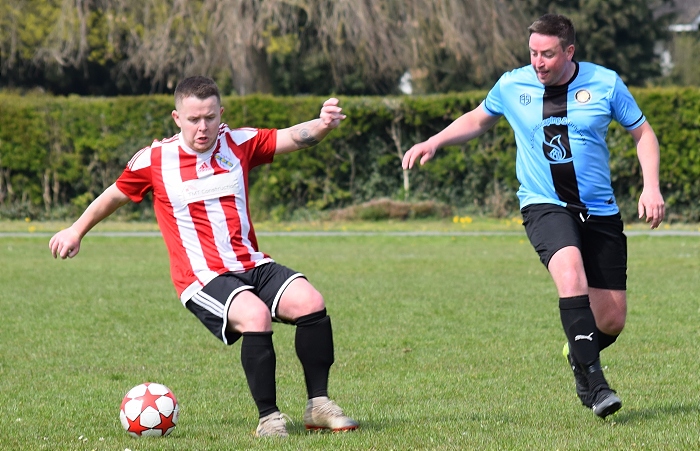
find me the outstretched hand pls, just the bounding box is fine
[319,98,346,130]
[402,141,438,169]
[638,188,665,229]
[49,227,82,259]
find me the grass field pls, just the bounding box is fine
[1,222,699,450]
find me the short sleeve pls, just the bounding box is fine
[482,77,505,117]
[115,146,154,203]
[610,76,645,130]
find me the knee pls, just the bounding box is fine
[590,290,627,335]
[294,288,326,317]
[228,299,272,333]
[598,314,626,335]
[278,286,326,322]
[595,306,626,335]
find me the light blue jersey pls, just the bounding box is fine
[483,62,645,215]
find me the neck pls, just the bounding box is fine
[558,61,576,86]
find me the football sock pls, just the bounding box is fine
[597,329,619,352]
[559,295,600,368]
[583,359,610,392]
[295,309,334,399]
[240,331,278,418]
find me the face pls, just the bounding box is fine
[171,95,223,153]
[529,33,574,86]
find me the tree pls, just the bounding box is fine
[0,0,675,95]
[525,0,672,86]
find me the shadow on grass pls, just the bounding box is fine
[609,402,700,424]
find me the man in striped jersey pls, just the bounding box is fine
[49,76,358,437]
[402,14,665,419]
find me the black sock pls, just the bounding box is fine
[240,331,278,418]
[559,295,600,368]
[597,329,619,352]
[295,309,334,399]
[584,360,610,392]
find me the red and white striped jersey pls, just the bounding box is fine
[116,123,277,303]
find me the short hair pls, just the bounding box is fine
[528,14,575,50]
[174,76,221,109]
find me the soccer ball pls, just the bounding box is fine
[119,382,179,437]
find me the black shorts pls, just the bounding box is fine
[185,262,305,345]
[521,203,627,290]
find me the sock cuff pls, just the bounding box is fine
[295,308,328,327]
[241,331,273,345]
[242,331,273,336]
[559,295,590,310]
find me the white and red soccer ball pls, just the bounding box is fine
[119,382,179,437]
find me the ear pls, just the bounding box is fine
[566,44,575,60]
[172,110,181,128]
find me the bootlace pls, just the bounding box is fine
[313,400,344,417]
[258,412,292,435]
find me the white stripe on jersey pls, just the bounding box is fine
[127,146,152,171]
[159,140,214,280]
[157,132,271,304]
[181,271,220,304]
[230,128,259,145]
[202,136,262,270]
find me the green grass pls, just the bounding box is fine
[4,215,700,234]
[1,226,699,450]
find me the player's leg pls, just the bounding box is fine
[523,204,620,417]
[277,278,330,398]
[589,288,626,350]
[582,212,628,352]
[276,277,358,431]
[229,290,290,437]
[186,274,286,437]
[228,290,280,418]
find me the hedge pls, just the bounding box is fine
[0,88,698,222]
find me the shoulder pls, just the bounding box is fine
[577,62,620,87]
[497,65,538,85]
[220,124,263,146]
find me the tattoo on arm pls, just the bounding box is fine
[291,124,320,148]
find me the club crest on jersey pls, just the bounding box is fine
[544,134,573,163]
[575,89,591,104]
[520,93,531,106]
[215,153,235,169]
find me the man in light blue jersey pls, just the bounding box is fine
[402,13,665,419]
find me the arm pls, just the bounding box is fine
[274,98,346,155]
[49,183,131,259]
[402,104,501,169]
[629,121,665,229]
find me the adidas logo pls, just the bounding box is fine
[197,162,211,172]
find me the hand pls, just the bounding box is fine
[402,141,438,169]
[638,188,665,229]
[49,227,82,259]
[319,98,346,129]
